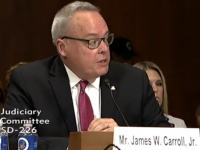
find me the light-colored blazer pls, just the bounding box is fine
[164,114,187,128]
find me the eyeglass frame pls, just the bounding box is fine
[60,33,115,50]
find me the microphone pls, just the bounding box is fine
[104,79,129,126]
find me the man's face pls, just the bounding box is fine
[57,11,110,81]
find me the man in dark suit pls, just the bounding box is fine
[3,1,171,150]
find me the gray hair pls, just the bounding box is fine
[51,1,100,45]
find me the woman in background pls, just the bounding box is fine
[134,61,186,128]
[195,105,200,129]
[5,62,27,91]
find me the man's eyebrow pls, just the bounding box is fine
[83,31,110,38]
[84,33,98,38]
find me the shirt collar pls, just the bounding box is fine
[64,64,100,89]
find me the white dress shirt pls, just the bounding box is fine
[64,64,101,131]
[164,114,187,128]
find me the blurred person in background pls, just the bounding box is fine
[134,61,187,128]
[5,62,27,91]
[110,37,138,65]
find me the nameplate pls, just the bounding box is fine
[113,127,200,150]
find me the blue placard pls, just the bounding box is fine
[18,136,37,150]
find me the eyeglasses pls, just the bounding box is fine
[60,33,114,50]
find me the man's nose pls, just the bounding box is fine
[98,40,109,54]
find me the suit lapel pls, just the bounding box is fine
[100,67,119,118]
[48,56,77,132]
[48,57,119,129]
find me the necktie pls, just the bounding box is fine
[78,80,94,131]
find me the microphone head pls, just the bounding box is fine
[104,79,111,88]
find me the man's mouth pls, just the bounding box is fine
[98,59,107,63]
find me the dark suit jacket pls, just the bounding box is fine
[3,55,171,150]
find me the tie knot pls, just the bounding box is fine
[79,80,89,91]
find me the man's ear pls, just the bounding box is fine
[56,39,67,57]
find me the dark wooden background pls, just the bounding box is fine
[0,0,199,127]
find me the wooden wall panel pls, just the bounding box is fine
[0,0,200,127]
